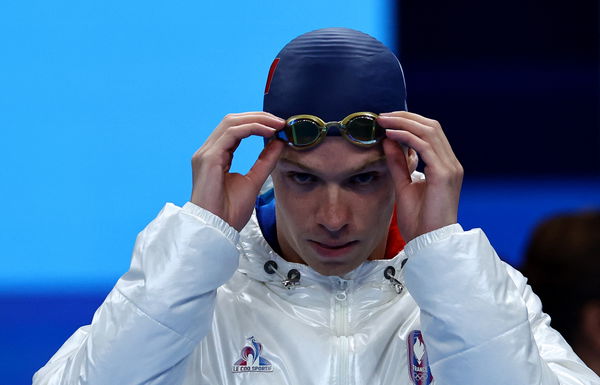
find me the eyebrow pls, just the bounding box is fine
[279,156,387,175]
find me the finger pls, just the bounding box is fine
[379,110,438,127]
[385,129,445,174]
[204,112,286,148]
[378,115,433,139]
[383,138,412,187]
[220,112,286,131]
[246,139,285,191]
[215,122,280,150]
[379,113,458,164]
[222,111,284,120]
[378,115,455,162]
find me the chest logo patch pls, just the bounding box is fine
[407,330,433,385]
[232,336,273,373]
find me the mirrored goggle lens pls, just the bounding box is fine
[346,116,385,144]
[287,119,322,146]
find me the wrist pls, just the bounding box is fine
[183,202,240,243]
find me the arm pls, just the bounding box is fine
[379,111,599,384]
[33,202,239,385]
[33,112,286,385]
[403,225,600,384]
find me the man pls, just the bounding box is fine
[34,28,598,384]
[521,211,600,376]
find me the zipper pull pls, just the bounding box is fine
[333,277,349,301]
[384,266,404,294]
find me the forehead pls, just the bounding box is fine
[277,137,385,175]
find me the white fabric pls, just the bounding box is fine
[33,202,600,384]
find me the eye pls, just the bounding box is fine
[288,172,317,185]
[349,172,378,186]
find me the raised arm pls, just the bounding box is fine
[379,111,599,384]
[33,112,285,385]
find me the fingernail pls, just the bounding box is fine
[379,112,392,116]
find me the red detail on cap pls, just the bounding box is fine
[264,58,280,95]
[384,205,405,259]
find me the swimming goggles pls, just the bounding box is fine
[275,112,385,149]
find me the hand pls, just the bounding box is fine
[191,112,285,231]
[378,111,463,242]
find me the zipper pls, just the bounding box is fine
[333,277,350,385]
[338,336,349,385]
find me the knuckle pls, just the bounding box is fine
[228,124,241,133]
[437,169,451,180]
[191,148,203,161]
[223,113,236,124]
[191,150,205,166]
[428,119,442,130]
[456,163,465,177]
[422,126,435,136]
[444,163,463,181]
[421,142,433,152]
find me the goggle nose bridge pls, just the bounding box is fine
[323,121,343,136]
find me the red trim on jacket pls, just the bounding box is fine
[384,207,405,259]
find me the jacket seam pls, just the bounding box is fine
[428,318,531,366]
[114,286,195,344]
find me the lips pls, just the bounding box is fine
[309,240,359,258]
[314,241,356,249]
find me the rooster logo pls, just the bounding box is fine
[232,336,273,373]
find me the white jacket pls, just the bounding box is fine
[34,202,599,385]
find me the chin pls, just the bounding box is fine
[309,259,362,277]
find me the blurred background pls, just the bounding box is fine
[0,0,598,383]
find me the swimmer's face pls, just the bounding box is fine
[271,137,397,276]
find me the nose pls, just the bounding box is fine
[316,185,350,234]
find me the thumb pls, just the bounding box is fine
[383,138,412,187]
[246,139,285,191]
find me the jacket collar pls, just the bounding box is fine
[238,210,408,308]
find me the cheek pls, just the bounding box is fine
[352,182,395,231]
[272,175,316,229]
[357,178,395,209]
[277,192,309,220]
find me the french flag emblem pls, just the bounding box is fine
[407,330,433,385]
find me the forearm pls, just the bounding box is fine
[33,202,240,385]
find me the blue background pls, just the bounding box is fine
[0,1,598,384]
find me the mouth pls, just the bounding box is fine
[308,240,359,258]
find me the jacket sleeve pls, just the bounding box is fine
[33,202,240,385]
[403,224,600,385]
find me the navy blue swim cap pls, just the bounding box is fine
[263,28,407,123]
